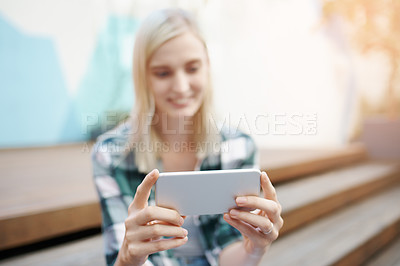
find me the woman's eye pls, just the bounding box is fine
[154,71,170,78]
[187,66,199,73]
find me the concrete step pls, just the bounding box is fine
[277,161,400,235]
[261,185,400,266]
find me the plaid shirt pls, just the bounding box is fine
[92,122,259,266]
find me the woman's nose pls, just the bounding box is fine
[172,71,190,93]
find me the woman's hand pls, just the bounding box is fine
[223,171,283,257]
[116,169,188,266]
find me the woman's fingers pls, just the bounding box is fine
[130,169,159,210]
[229,209,273,234]
[122,169,191,261]
[143,237,189,255]
[126,237,188,258]
[221,171,283,257]
[261,171,278,202]
[134,206,184,227]
[223,213,261,239]
[224,212,279,242]
[236,196,281,223]
[135,223,188,240]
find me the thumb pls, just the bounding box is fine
[130,169,159,210]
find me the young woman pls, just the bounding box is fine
[92,8,283,266]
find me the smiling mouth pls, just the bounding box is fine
[169,97,192,107]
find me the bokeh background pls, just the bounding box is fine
[1,0,398,149]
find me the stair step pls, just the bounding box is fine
[261,185,400,266]
[365,235,400,266]
[3,188,399,266]
[0,235,105,266]
[261,143,367,184]
[277,161,400,235]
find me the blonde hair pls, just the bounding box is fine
[128,8,219,173]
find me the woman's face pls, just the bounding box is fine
[147,31,209,119]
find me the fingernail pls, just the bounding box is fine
[183,229,188,236]
[236,197,246,205]
[151,169,159,175]
[179,217,185,225]
[230,209,239,217]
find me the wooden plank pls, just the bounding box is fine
[261,186,400,266]
[261,143,367,183]
[278,162,400,235]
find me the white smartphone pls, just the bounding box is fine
[155,169,261,215]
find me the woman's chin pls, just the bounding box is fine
[167,110,197,118]
[164,106,200,118]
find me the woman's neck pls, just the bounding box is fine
[154,113,195,143]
